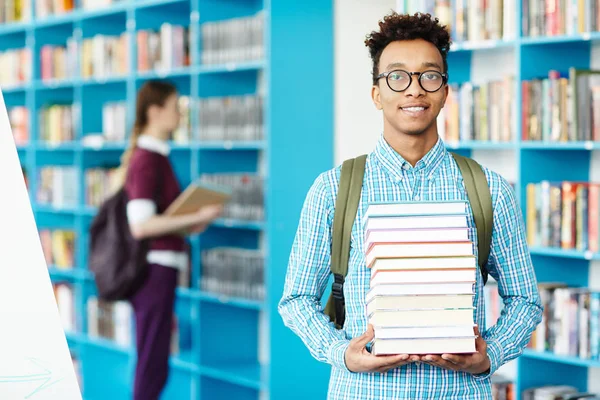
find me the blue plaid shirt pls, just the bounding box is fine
[279,134,543,399]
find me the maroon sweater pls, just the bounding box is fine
[124,147,186,253]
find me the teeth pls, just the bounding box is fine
[403,107,425,111]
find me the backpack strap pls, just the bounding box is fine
[451,152,493,285]
[325,154,367,329]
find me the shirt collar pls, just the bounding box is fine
[373,133,447,181]
[137,134,170,156]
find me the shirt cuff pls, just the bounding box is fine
[327,339,351,372]
[473,337,504,380]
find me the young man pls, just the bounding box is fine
[278,11,543,399]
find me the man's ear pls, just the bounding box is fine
[371,84,382,110]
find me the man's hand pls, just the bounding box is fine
[419,325,490,375]
[345,324,413,373]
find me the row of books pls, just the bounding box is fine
[525,180,600,252]
[201,12,264,65]
[38,104,77,144]
[9,106,28,145]
[198,95,264,142]
[86,296,132,348]
[523,386,600,400]
[98,101,127,143]
[199,173,264,222]
[137,24,190,72]
[0,48,31,87]
[364,200,478,356]
[522,68,600,143]
[81,0,121,11]
[400,0,517,43]
[53,282,76,333]
[40,39,78,81]
[86,295,183,355]
[200,247,264,301]
[37,167,78,208]
[81,33,129,79]
[36,0,74,20]
[40,228,75,269]
[491,375,514,400]
[523,0,600,37]
[438,77,515,144]
[0,0,32,23]
[85,168,118,207]
[529,284,600,360]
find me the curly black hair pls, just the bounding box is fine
[364,12,452,85]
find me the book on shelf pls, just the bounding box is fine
[40,228,75,269]
[526,180,600,252]
[9,106,29,146]
[522,68,600,143]
[438,77,515,144]
[200,11,265,65]
[522,0,600,37]
[0,48,31,88]
[200,247,265,301]
[528,283,600,361]
[137,23,190,72]
[399,0,517,42]
[365,200,477,356]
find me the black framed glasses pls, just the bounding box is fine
[376,69,448,93]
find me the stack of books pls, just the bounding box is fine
[365,200,478,356]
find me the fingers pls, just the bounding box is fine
[352,324,375,349]
[422,355,462,371]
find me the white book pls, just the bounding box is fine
[371,268,477,286]
[365,214,468,231]
[372,336,476,355]
[374,325,477,339]
[365,227,469,248]
[366,241,474,267]
[365,200,467,221]
[366,282,475,302]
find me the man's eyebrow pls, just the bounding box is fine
[384,61,443,70]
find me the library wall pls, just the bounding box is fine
[333,0,395,164]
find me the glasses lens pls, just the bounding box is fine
[386,70,411,91]
[419,71,444,92]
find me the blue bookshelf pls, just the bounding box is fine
[1,0,334,399]
[428,8,600,400]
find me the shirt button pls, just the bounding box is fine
[414,195,421,201]
[395,176,402,182]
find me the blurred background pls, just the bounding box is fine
[2,0,600,398]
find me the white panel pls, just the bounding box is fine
[334,0,396,164]
[470,48,516,85]
[471,149,517,184]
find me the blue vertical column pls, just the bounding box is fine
[268,0,334,398]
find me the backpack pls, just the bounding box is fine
[88,171,161,301]
[324,152,493,329]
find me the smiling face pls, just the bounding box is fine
[371,38,449,139]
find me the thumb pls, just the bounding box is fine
[353,324,375,348]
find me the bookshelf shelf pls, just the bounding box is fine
[5,0,334,398]
[529,247,600,260]
[444,141,517,150]
[200,361,265,391]
[522,350,600,368]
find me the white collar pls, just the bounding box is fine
[137,134,170,156]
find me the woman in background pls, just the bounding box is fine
[119,80,222,400]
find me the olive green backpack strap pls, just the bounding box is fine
[451,152,493,285]
[325,154,367,329]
